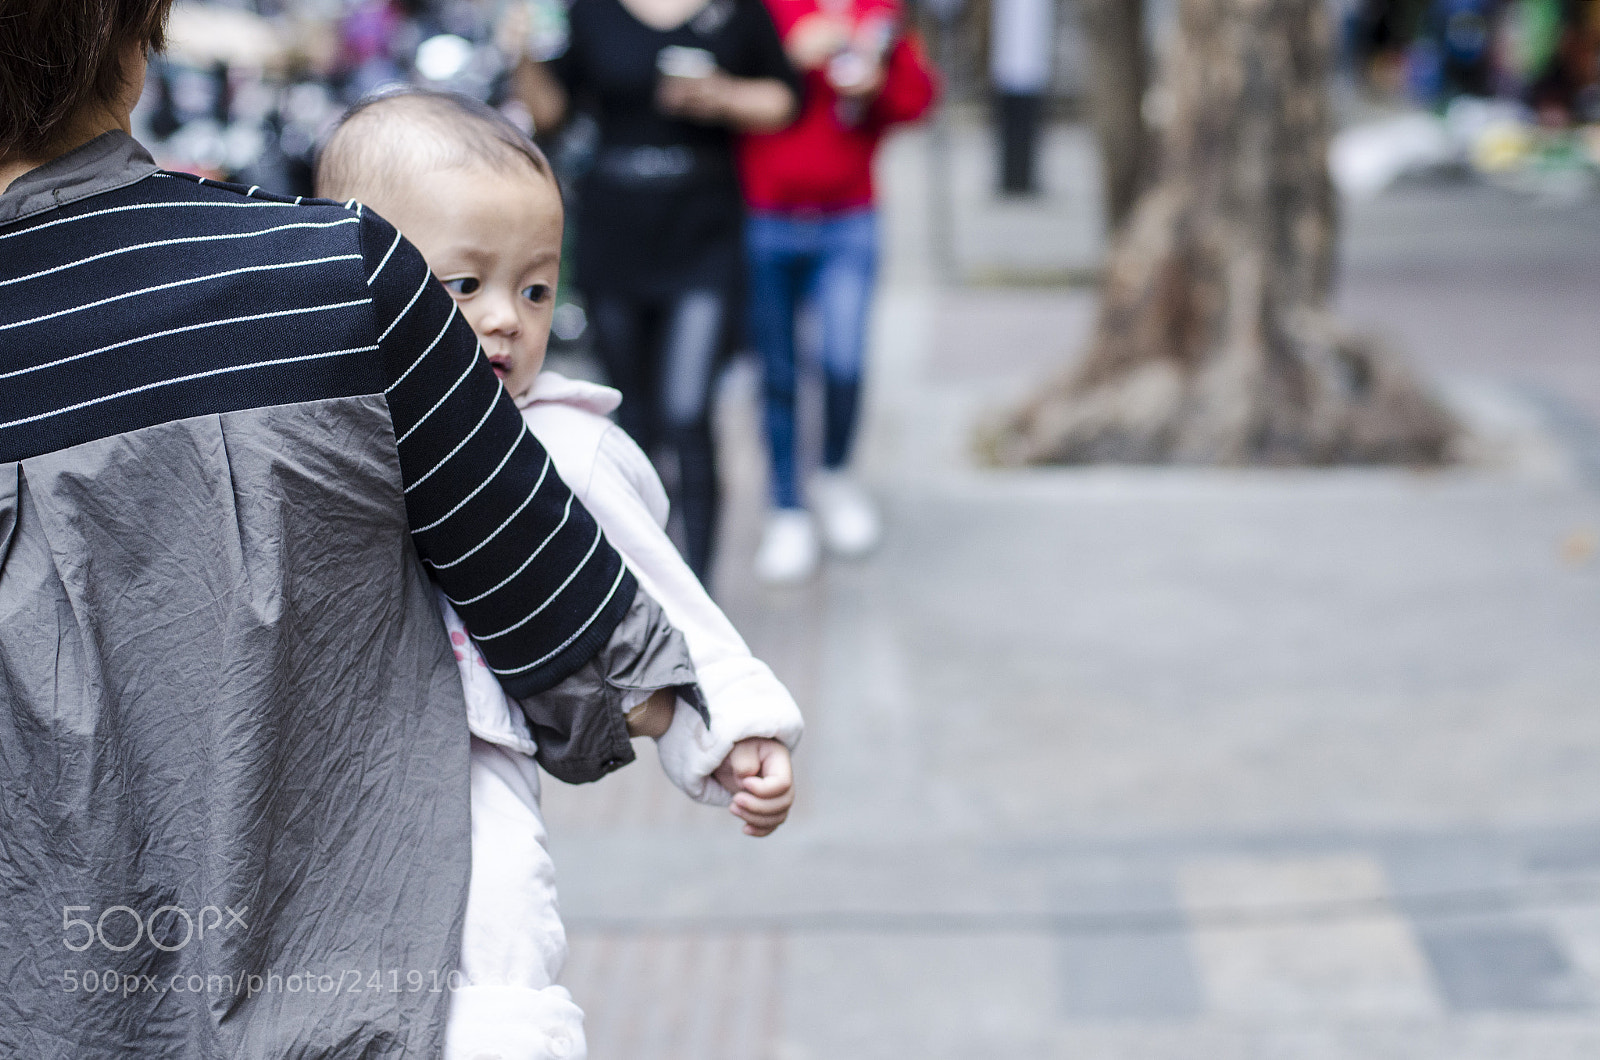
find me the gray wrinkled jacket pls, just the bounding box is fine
[0,407,470,1056]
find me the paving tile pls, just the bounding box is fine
[1048,874,1203,1022]
[1052,1019,1600,1060]
[1057,932,1203,1021]
[1178,854,1441,1016]
[1549,907,1600,998]
[779,933,1059,1059]
[1419,924,1590,1012]
[1525,828,1600,874]
[563,930,783,1060]
[1380,835,1520,898]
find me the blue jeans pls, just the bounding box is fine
[746,208,879,511]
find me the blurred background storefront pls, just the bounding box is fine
[141,0,1599,195]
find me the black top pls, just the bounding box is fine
[550,0,797,296]
[0,133,635,697]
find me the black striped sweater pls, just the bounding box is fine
[0,131,634,697]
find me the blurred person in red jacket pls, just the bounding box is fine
[739,0,937,584]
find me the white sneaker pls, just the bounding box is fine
[809,470,881,558]
[754,509,820,585]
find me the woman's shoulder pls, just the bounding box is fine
[131,179,443,352]
[149,170,357,223]
[141,171,379,268]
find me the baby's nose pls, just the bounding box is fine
[484,304,520,334]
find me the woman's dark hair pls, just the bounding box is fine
[0,0,173,159]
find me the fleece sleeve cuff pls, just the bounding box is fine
[653,657,804,805]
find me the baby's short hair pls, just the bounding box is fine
[315,87,555,204]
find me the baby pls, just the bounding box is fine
[315,89,803,1060]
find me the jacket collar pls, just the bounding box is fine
[0,130,159,229]
[515,371,624,416]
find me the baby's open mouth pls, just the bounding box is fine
[486,355,510,379]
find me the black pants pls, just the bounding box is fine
[588,288,728,583]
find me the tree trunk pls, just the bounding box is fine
[1080,0,1148,232]
[988,0,1456,466]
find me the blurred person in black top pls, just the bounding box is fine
[515,0,799,583]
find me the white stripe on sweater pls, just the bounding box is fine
[0,218,360,289]
[412,429,529,535]
[445,494,574,607]
[421,452,551,563]
[490,563,629,676]
[376,267,433,344]
[0,300,371,382]
[394,351,477,445]
[0,199,298,244]
[0,346,376,432]
[477,523,606,643]
[383,303,458,394]
[402,383,502,494]
[366,230,404,286]
[0,255,361,334]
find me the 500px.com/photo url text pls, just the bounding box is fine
[62,968,465,1000]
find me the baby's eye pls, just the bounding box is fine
[443,277,480,296]
[522,283,552,304]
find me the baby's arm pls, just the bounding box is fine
[624,692,796,837]
[623,688,676,738]
[574,423,804,817]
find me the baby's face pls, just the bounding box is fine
[369,162,564,399]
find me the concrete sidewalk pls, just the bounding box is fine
[540,121,1600,1059]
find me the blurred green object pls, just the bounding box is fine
[497,0,570,63]
[1507,0,1562,84]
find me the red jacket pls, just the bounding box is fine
[739,0,938,212]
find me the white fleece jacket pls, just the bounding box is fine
[442,372,804,1060]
